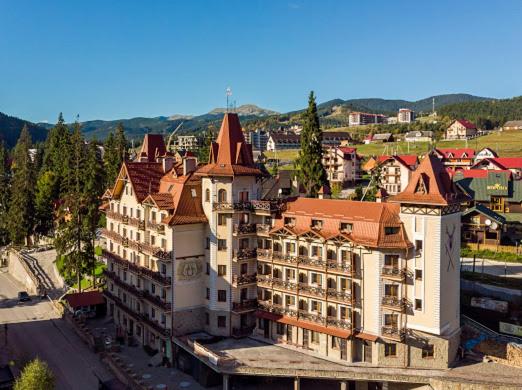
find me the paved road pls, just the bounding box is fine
[0,270,113,390]
[461,257,522,279]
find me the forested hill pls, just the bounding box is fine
[0,112,48,148]
[439,96,522,129]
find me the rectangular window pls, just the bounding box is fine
[218,290,227,302]
[206,263,210,275]
[311,300,322,313]
[415,240,423,255]
[285,242,296,254]
[276,323,285,335]
[384,343,397,357]
[384,255,399,268]
[415,299,423,311]
[205,237,210,249]
[331,336,340,349]
[311,246,320,257]
[311,331,320,344]
[218,239,227,251]
[340,306,349,320]
[384,226,400,235]
[285,295,295,307]
[151,211,156,222]
[422,345,434,358]
[284,217,295,226]
[217,316,226,328]
[340,222,353,232]
[218,265,227,276]
[311,273,322,285]
[415,269,423,280]
[206,288,210,300]
[285,268,295,280]
[240,263,248,275]
[218,214,227,226]
[311,219,323,229]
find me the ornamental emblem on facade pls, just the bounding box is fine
[177,260,203,281]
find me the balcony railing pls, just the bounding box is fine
[233,223,257,235]
[326,317,352,330]
[104,290,171,337]
[212,201,253,212]
[256,224,271,235]
[128,217,145,230]
[381,266,408,280]
[103,249,171,286]
[106,210,128,224]
[327,288,352,303]
[105,270,171,311]
[234,248,257,261]
[102,229,172,261]
[381,296,409,312]
[381,326,405,341]
[251,200,284,213]
[258,301,298,317]
[232,299,258,313]
[147,220,165,234]
[298,283,326,298]
[232,273,258,286]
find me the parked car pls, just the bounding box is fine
[17,291,31,303]
[74,308,96,318]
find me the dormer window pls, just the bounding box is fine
[284,217,295,226]
[311,219,323,230]
[384,226,400,235]
[340,222,353,233]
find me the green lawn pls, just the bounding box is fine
[265,130,522,164]
[461,247,522,264]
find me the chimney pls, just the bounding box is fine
[162,156,174,173]
[183,156,197,176]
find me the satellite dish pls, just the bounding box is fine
[491,222,498,230]
[485,219,492,226]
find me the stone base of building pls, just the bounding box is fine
[254,318,460,369]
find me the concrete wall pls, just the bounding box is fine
[461,279,522,305]
[7,251,38,294]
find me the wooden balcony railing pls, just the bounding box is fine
[106,210,128,224]
[101,229,172,261]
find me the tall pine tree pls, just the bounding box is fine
[294,91,327,197]
[104,123,127,187]
[54,122,90,291]
[8,125,36,245]
[0,142,11,245]
[197,124,216,163]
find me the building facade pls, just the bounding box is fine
[348,112,387,127]
[398,108,416,123]
[322,147,362,185]
[376,155,418,195]
[174,135,200,152]
[254,155,463,369]
[444,120,477,140]
[434,148,476,170]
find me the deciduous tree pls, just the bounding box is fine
[14,358,54,390]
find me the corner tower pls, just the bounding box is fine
[389,153,465,366]
[196,113,265,337]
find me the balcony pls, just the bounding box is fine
[232,273,257,286]
[256,224,271,235]
[251,200,284,213]
[381,266,408,281]
[147,220,165,234]
[258,301,298,317]
[326,288,353,303]
[232,325,255,338]
[104,290,171,338]
[298,309,325,324]
[256,275,298,293]
[232,299,258,313]
[212,201,253,212]
[326,317,352,330]
[128,217,145,230]
[106,210,128,224]
[381,326,405,341]
[102,229,172,261]
[381,296,409,312]
[298,283,326,298]
[233,223,257,235]
[102,249,171,286]
[234,248,257,261]
[105,270,171,311]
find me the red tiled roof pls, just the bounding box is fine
[377,155,418,169]
[491,157,522,169]
[197,113,263,177]
[456,119,477,129]
[435,148,476,159]
[64,291,105,308]
[139,134,167,162]
[338,147,357,154]
[389,153,467,206]
[274,197,411,249]
[122,162,165,202]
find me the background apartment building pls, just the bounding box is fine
[376,155,418,195]
[348,112,387,126]
[254,155,464,369]
[322,146,362,185]
[398,108,416,123]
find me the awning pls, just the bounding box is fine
[354,332,379,342]
[256,310,351,338]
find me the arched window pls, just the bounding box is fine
[218,189,227,202]
[205,189,210,202]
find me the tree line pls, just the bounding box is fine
[0,114,127,291]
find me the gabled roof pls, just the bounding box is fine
[139,134,167,162]
[389,153,466,206]
[435,148,476,159]
[492,157,522,169]
[453,119,477,129]
[112,162,165,202]
[376,154,418,169]
[462,204,506,225]
[338,147,357,154]
[196,113,263,177]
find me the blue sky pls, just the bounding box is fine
[1,0,521,123]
